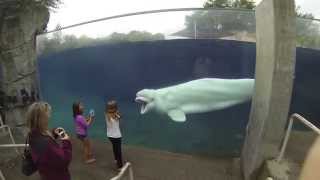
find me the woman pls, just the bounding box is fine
[72,101,96,163]
[27,102,72,180]
[105,100,123,169]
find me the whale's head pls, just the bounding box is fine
[135,89,157,114]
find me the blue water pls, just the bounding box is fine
[38,39,320,156]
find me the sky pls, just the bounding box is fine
[46,0,320,38]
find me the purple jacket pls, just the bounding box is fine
[30,131,72,180]
[74,115,88,136]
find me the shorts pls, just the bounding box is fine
[77,134,87,141]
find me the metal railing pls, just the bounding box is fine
[277,113,320,162]
[0,122,22,180]
[110,162,134,180]
[41,8,255,34]
[0,170,5,180]
[0,125,19,154]
[0,144,27,180]
[0,144,27,148]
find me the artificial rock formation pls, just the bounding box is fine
[0,1,49,135]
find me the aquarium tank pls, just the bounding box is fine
[36,8,320,157]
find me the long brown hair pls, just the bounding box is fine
[26,102,51,134]
[72,101,82,118]
[105,100,119,121]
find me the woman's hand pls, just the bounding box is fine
[60,133,70,140]
[51,128,59,139]
[115,111,121,119]
[86,116,94,125]
[54,127,69,140]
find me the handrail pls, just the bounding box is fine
[0,124,21,180]
[41,7,255,34]
[277,113,320,162]
[110,162,134,180]
[0,170,5,180]
[39,7,320,35]
[0,125,19,154]
[0,144,27,148]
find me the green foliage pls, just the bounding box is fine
[234,0,255,9]
[18,0,61,10]
[37,30,165,56]
[180,0,255,39]
[296,18,320,49]
[204,0,231,8]
[107,31,165,43]
[42,0,62,10]
[204,0,255,9]
[296,6,314,19]
[180,0,320,49]
[295,6,320,49]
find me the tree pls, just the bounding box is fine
[295,6,320,49]
[233,0,255,9]
[108,32,128,43]
[175,0,255,39]
[296,6,314,19]
[177,0,320,49]
[204,0,231,8]
[296,25,320,49]
[18,0,62,10]
[36,31,166,56]
[61,35,78,49]
[42,0,62,10]
[204,0,255,9]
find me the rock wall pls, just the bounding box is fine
[0,1,49,136]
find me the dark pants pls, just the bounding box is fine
[109,137,123,168]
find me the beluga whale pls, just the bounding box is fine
[135,78,255,122]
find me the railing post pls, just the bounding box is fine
[0,125,19,154]
[0,170,5,180]
[110,162,133,180]
[277,116,294,162]
[277,113,320,162]
[129,165,134,180]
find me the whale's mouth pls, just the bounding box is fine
[135,96,151,114]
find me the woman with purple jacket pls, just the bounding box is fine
[72,101,96,163]
[27,102,72,180]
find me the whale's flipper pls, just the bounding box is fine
[168,109,186,122]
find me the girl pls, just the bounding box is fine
[27,102,72,180]
[72,101,96,163]
[105,100,123,169]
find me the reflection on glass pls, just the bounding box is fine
[36,9,320,158]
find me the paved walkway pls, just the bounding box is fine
[2,130,315,180]
[1,138,242,180]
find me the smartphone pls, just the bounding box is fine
[89,109,95,117]
[57,128,66,138]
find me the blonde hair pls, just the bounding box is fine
[106,100,119,121]
[26,102,51,134]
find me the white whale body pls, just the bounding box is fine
[135,78,255,122]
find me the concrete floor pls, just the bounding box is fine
[1,138,242,180]
[285,131,318,180]
[0,130,316,180]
